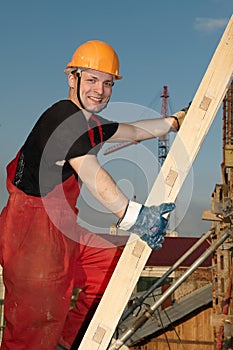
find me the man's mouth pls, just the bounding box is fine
[89,96,103,104]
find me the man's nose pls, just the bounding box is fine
[94,81,104,94]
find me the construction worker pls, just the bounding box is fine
[0,40,188,350]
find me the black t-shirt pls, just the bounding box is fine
[13,100,119,196]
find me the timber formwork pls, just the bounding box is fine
[211,81,233,349]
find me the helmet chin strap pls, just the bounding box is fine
[76,70,110,113]
[76,72,86,110]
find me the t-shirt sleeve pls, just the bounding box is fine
[45,112,94,163]
[36,101,119,164]
[35,102,92,165]
[66,115,119,159]
[96,115,119,142]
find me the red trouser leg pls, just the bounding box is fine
[0,198,77,350]
[59,231,123,350]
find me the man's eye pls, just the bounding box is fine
[104,81,114,87]
[87,79,96,84]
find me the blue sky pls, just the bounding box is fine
[0,0,232,236]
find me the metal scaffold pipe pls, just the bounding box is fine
[120,228,214,323]
[109,229,232,350]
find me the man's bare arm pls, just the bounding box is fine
[108,116,177,143]
[69,154,128,218]
[108,105,190,143]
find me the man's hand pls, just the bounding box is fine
[117,201,175,249]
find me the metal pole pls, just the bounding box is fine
[109,229,231,350]
[0,266,5,345]
[120,229,214,322]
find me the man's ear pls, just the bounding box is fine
[68,73,76,88]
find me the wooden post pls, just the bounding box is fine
[78,15,233,350]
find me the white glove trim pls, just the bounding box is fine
[117,200,142,231]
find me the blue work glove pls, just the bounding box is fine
[116,201,175,249]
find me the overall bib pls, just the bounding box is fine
[0,153,123,350]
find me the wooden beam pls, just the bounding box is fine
[202,209,222,221]
[78,15,233,350]
[211,314,233,328]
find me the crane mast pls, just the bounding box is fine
[158,85,170,167]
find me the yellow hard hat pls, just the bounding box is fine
[65,40,122,80]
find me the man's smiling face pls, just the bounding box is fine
[79,69,114,113]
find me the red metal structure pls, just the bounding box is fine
[158,85,170,167]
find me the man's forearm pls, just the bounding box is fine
[85,165,129,218]
[130,117,176,140]
[69,155,129,218]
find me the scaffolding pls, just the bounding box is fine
[210,81,233,348]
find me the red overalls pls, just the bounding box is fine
[0,153,123,350]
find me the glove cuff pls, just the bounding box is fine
[170,110,186,131]
[116,200,142,231]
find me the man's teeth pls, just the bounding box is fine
[91,97,102,102]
